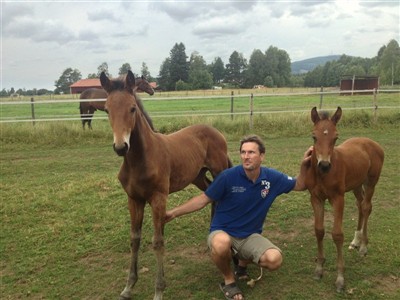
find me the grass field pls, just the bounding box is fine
[1,93,399,299]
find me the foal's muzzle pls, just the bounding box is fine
[318,161,331,173]
[113,142,129,156]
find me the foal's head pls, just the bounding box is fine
[100,70,141,156]
[136,75,154,95]
[311,107,342,173]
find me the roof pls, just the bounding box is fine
[340,75,379,80]
[70,78,101,88]
[70,78,158,88]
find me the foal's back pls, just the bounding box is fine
[335,137,384,191]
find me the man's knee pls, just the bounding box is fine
[210,232,232,255]
[259,248,282,271]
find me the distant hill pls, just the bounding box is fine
[291,55,342,74]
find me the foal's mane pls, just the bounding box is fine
[319,111,330,120]
[109,75,132,92]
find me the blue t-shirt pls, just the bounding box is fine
[205,165,296,238]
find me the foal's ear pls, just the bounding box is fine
[311,107,320,124]
[331,107,342,125]
[100,72,112,93]
[125,70,136,93]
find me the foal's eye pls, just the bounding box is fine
[130,107,136,113]
[312,136,317,142]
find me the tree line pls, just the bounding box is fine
[1,39,398,96]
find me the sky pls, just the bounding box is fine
[1,0,399,91]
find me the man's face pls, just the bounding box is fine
[240,142,264,171]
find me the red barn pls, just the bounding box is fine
[70,79,101,94]
[70,78,158,94]
[340,75,379,95]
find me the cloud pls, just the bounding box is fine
[1,2,31,27]
[4,18,76,45]
[87,9,118,22]
[154,0,257,23]
[192,15,245,38]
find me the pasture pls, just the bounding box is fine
[1,92,399,299]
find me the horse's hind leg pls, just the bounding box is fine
[349,186,364,251]
[359,184,375,256]
[120,197,145,300]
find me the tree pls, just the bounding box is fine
[97,62,111,77]
[87,73,98,79]
[169,43,189,88]
[208,57,225,84]
[246,49,267,87]
[188,52,213,89]
[54,68,82,94]
[264,46,291,87]
[225,51,247,87]
[157,58,172,90]
[119,63,132,75]
[141,62,153,81]
[379,39,400,85]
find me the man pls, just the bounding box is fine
[165,135,313,300]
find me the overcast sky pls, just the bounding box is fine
[1,0,399,90]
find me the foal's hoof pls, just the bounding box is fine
[359,246,368,256]
[119,291,132,300]
[335,277,344,293]
[348,243,359,250]
[314,272,323,281]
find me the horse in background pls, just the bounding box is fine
[79,76,154,130]
[100,70,232,300]
[304,106,384,292]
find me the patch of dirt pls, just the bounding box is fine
[373,274,400,295]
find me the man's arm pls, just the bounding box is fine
[164,192,212,223]
[293,146,313,191]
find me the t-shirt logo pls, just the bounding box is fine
[232,186,246,193]
[261,180,270,189]
[261,180,270,198]
[261,188,269,198]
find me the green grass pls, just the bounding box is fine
[1,99,399,299]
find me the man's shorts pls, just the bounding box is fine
[207,230,282,264]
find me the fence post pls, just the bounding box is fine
[230,91,234,120]
[319,86,324,109]
[373,88,377,122]
[31,97,36,126]
[249,93,254,129]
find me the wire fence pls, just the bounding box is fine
[1,88,399,124]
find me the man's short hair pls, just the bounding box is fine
[240,135,266,154]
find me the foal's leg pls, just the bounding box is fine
[150,195,167,300]
[120,197,145,300]
[358,184,375,256]
[331,195,345,292]
[311,197,326,280]
[349,186,364,251]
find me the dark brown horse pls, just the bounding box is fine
[100,70,232,300]
[304,107,384,292]
[79,76,154,129]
